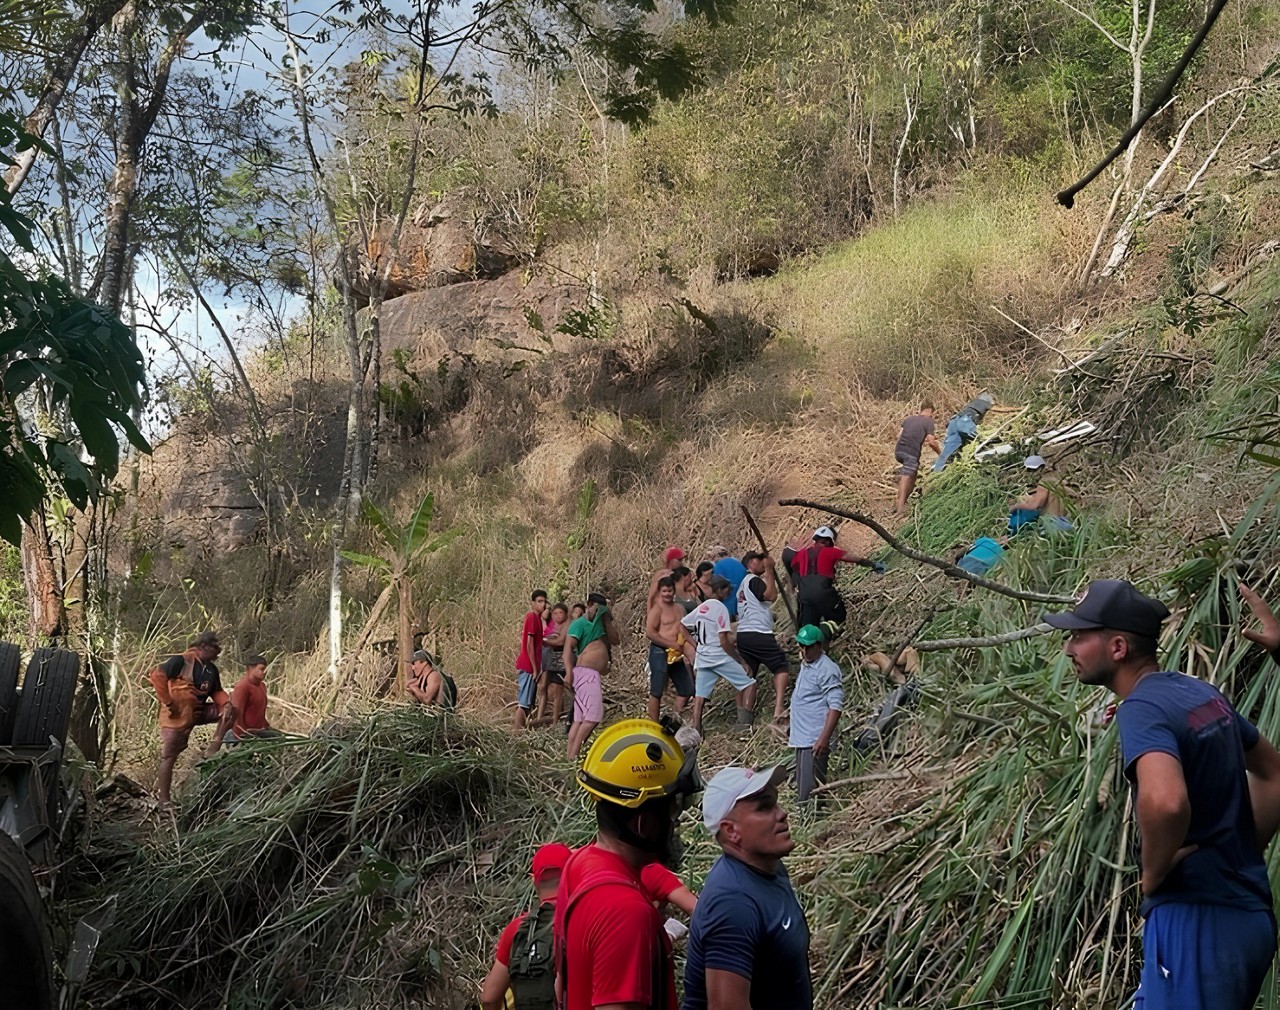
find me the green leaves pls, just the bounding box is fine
[0,110,150,545]
[349,492,457,582]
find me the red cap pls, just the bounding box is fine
[664,546,686,563]
[531,843,572,882]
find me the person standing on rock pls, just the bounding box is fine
[683,576,756,735]
[148,631,236,805]
[1046,579,1280,1010]
[932,392,994,472]
[646,576,695,722]
[515,589,548,731]
[782,527,883,637]
[735,552,791,728]
[564,593,619,759]
[683,764,812,1010]
[894,402,942,514]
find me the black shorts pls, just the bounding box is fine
[647,643,694,699]
[544,668,565,686]
[736,632,790,675]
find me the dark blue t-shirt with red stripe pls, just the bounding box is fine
[1116,671,1272,916]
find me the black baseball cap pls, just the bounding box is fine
[1042,579,1170,639]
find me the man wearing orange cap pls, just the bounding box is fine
[481,843,572,1010]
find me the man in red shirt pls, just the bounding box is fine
[515,589,548,731]
[781,526,883,634]
[480,842,571,1010]
[228,655,280,743]
[555,718,703,1010]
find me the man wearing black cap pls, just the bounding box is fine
[1046,579,1280,1010]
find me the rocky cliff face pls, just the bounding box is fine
[136,200,589,555]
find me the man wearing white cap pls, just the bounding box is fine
[782,526,883,634]
[1009,455,1071,534]
[682,765,812,1010]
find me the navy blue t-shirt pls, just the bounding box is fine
[712,559,748,619]
[682,854,812,1010]
[1116,671,1272,915]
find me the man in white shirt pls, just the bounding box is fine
[789,625,844,801]
[682,575,756,735]
[735,552,791,729]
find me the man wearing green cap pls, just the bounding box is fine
[788,626,844,801]
[1046,578,1280,1010]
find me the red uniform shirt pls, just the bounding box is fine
[555,843,675,1010]
[515,611,545,673]
[231,677,269,732]
[786,544,845,579]
[639,863,682,905]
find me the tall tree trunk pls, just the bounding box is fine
[397,576,412,698]
[20,513,63,642]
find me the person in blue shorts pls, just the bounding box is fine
[682,576,756,735]
[1045,579,1280,1010]
[683,764,812,1010]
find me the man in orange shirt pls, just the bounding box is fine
[148,631,236,804]
[228,656,280,743]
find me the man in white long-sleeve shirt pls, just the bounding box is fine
[789,625,844,801]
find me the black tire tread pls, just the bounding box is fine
[0,830,53,1010]
[12,648,79,748]
[0,642,20,745]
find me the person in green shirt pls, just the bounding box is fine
[564,593,619,759]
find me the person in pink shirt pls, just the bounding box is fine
[514,589,548,731]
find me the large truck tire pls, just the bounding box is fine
[12,649,79,749]
[0,830,53,1010]
[0,642,20,745]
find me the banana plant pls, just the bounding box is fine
[339,493,456,697]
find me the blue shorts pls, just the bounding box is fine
[695,659,754,699]
[1134,902,1276,1010]
[516,670,537,710]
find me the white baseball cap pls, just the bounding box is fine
[813,525,836,541]
[1024,455,1046,470]
[702,765,788,834]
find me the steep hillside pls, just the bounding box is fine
[71,117,1280,1006]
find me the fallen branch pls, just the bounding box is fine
[915,623,1056,652]
[778,498,1074,604]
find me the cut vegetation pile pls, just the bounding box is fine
[70,710,594,1009]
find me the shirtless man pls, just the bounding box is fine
[406,649,445,706]
[647,547,688,610]
[646,576,695,721]
[564,592,620,760]
[1009,455,1071,534]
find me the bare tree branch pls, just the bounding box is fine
[777,498,1076,604]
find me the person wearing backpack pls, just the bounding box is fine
[554,718,704,1010]
[480,843,572,1010]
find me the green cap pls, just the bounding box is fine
[796,624,824,646]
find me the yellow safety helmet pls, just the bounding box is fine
[578,719,689,808]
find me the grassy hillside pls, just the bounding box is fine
[58,125,1280,1006]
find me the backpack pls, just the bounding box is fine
[439,670,458,711]
[508,901,556,1010]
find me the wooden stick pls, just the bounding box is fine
[740,505,799,628]
[778,497,1075,604]
[915,623,1056,651]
